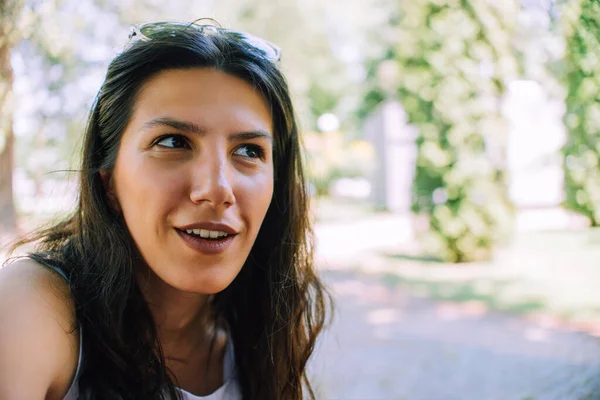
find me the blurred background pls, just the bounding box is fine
[1,0,600,398]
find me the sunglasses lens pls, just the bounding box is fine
[139,22,181,38]
[237,32,281,62]
[130,22,281,62]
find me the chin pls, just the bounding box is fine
[172,271,237,295]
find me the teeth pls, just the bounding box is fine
[184,229,229,239]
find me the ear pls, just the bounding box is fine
[99,170,121,214]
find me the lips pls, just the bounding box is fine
[175,226,237,254]
[177,222,238,235]
[182,228,229,239]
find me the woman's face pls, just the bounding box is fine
[107,68,274,294]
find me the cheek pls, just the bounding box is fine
[113,158,187,226]
[238,172,274,227]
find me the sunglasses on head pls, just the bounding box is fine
[127,19,281,63]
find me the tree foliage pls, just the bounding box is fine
[561,0,600,225]
[381,0,519,262]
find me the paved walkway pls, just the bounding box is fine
[309,269,600,400]
[309,215,600,400]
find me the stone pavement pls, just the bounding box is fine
[309,214,600,400]
[309,269,600,400]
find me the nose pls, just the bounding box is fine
[189,153,236,208]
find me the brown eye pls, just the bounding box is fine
[155,135,189,149]
[234,144,265,159]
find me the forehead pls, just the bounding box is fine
[130,68,273,134]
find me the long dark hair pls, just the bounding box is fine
[10,22,330,399]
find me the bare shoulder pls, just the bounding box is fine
[0,258,76,329]
[0,258,79,400]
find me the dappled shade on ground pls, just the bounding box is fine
[309,269,600,400]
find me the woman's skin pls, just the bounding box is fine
[0,260,79,400]
[0,68,275,399]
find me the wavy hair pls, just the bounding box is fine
[11,22,330,399]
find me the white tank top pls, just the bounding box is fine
[45,264,242,400]
[62,330,242,400]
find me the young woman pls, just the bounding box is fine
[0,21,330,400]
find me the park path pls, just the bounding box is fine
[309,215,600,400]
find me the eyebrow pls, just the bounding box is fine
[141,117,273,143]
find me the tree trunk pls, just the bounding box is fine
[0,0,23,235]
[0,44,16,234]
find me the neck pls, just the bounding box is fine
[136,265,217,357]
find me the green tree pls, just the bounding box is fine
[0,0,25,234]
[561,0,600,226]
[377,0,519,262]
